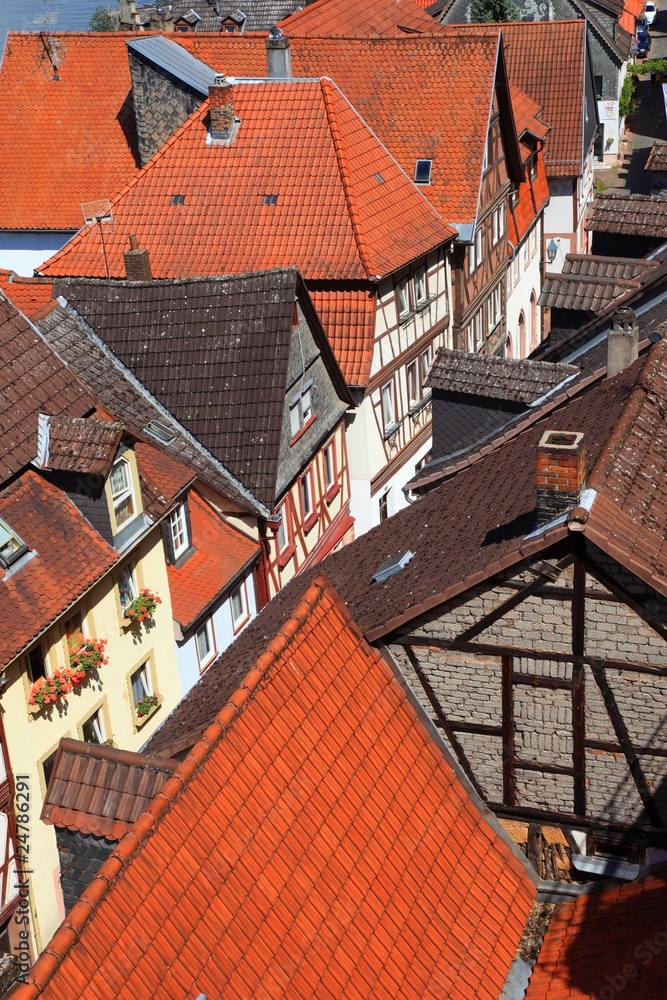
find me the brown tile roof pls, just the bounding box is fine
[57,272,350,506]
[525,873,667,1000]
[0,471,118,668]
[134,440,195,513]
[167,490,260,630]
[277,0,450,36]
[41,738,177,841]
[646,140,667,172]
[0,291,95,484]
[41,78,453,287]
[501,20,587,177]
[34,301,268,516]
[540,254,659,312]
[36,414,123,477]
[587,193,667,237]
[426,348,578,403]
[15,575,536,1000]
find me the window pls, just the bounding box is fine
[231,582,249,630]
[407,360,420,408]
[469,227,483,273]
[381,381,397,436]
[42,750,58,791]
[530,226,538,257]
[130,661,152,710]
[81,708,106,745]
[523,241,530,268]
[65,614,85,654]
[323,443,336,491]
[594,74,603,100]
[196,619,216,670]
[289,385,313,438]
[420,346,433,385]
[414,159,432,184]
[109,456,135,528]
[28,645,47,682]
[492,204,505,245]
[300,469,314,518]
[414,453,431,476]
[0,517,27,568]
[117,563,137,612]
[414,269,427,306]
[467,309,483,352]
[379,491,389,522]
[529,153,537,182]
[484,130,493,172]
[144,419,176,445]
[396,280,410,318]
[512,254,520,286]
[487,285,502,331]
[168,503,190,561]
[276,502,291,553]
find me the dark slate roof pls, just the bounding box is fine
[55,270,348,509]
[426,347,578,402]
[587,193,667,237]
[126,36,217,96]
[646,140,667,172]
[146,349,648,755]
[540,254,659,312]
[37,414,123,477]
[0,290,95,484]
[41,738,177,840]
[34,302,266,517]
[169,0,302,30]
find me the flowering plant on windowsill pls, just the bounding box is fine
[69,639,108,676]
[28,669,74,708]
[136,693,160,718]
[123,589,162,624]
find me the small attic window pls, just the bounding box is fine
[144,419,177,445]
[0,516,28,569]
[263,194,278,205]
[171,194,186,205]
[374,172,386,184]
[372,550,414,585]
[414,159,432,185]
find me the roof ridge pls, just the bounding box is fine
[57,737,177,773]
[16,575,335,1000]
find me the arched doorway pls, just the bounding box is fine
[505,333,513,358]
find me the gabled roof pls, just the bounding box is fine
[277,0,450,37]
[168,490,260,630]
[501,20,588,178]
[0,471,118,667]
[540,254,659,312]
[55,271,351,503]
[0,271,54,318]
[0,290,95,483]
[41,77,453,284]
[426,348,577,403]
[35,414,123,477]
[525,872,667,999]
[15,575,536,1000]
[41,738,177,841]
[587,192,667,237]
[646,140,667,172]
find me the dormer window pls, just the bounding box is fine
[0,516,28,568]
[289,384,314,438]
[414,159,432,185]
[109,456,135,528]
[167,503,191,562]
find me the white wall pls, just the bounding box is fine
[0,231,75,276]
[506,220,542,358]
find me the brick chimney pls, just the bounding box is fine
[607,306,639,378]
[536,430,586,526]
[209,75,236,141]
[266,27,292,78]
[123,234,152,282]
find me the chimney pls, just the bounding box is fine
[266,27,292,78]
[607,306,639,378]
[123,234,152,282]
[209,74,236,141]
[536,430,586,526]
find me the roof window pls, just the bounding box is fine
[171,194,186,205]
[374,172,386,184]
[414,159,432,185]
[0,516,28,568]
[372,550,414,584]
[263,194,278,205]
[144,419,177,445]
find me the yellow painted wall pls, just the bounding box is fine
[4,526,182,954]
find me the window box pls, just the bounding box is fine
[123,588,162,626]
[134,694,163,729]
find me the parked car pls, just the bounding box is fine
[637,26,652,55]
[644,1,657,25]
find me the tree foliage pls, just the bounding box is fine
[619,74,638,118]
[89,5,116,31]
[470,0,519,22]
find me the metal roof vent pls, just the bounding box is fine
[372,550,414,584]
[144,419,177,445]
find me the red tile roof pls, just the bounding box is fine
[308,284,377,387]
[41,77,453,285]
[501,20,587,178]
[15,575,536,1000]
[134,441,195,506]
[0,271,54,318]
[167,490,260,630]
[0,290,95,483]
[525,873,667,1000]
[277,0,449,36]
[0,471,118,667]
[0,33,142,231]
[41,739,178,841]
[620,0,645,34]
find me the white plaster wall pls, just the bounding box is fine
[506,220,543,358]
[0,232,75,275]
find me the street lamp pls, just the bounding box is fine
[546,239,559,265]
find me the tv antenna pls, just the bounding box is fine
[81,200,114,279]
[36,0,60,80]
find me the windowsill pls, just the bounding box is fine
[399,298,435,327]
[383,421,402,441]
[303,512,319,534]
[278,544,295,569]
[133,696,163,730]
[198,651,217,674]
[289,413,317,447]
[324,483,341,505]
[232,613,251,635]
[172,545,196,569]
[409,391,432,417]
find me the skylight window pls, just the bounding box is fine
[263,194,279,205]
[144,419,177,445]
[414,159,432,185]
[0,516,28,568]
[374,172,386,184]
[171,194,186,205]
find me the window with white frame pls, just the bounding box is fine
[117,563,137,612]
[130,661,152,710]
[381,381,397,436]
[414,269,427,306]
[396,279,410,318]
[512,254,520,286]
[0,516,28,568]
[467,310,483,352]
[523,241,529,268]
[276,502,291,552]
[492,203,505,245]
[469,227,483,273]
[231,581,249,630]
[407,360,420,408]
[195,619,216,670]
[81,708,106,745]
[420,345,433,386]
[289,384,313,438]
[167,503,190,561]
[300,468,314,518]
[109,456,136,528]
[530,226,538,257]
[487,285,502,331]
[323,443,336,491]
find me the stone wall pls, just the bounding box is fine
[128,51,204,167]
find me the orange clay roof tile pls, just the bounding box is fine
[277,0,449,37]
[308,285,377,386]
[41,77,453,285]
[167,491,260,630]
[14,574,536,1000]
[0,271,54,318]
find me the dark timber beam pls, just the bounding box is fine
[512,672,571,691]
[586,738,667,760]
[502,655,516,806]
[489,802,667,843]
[514,759,575,776]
